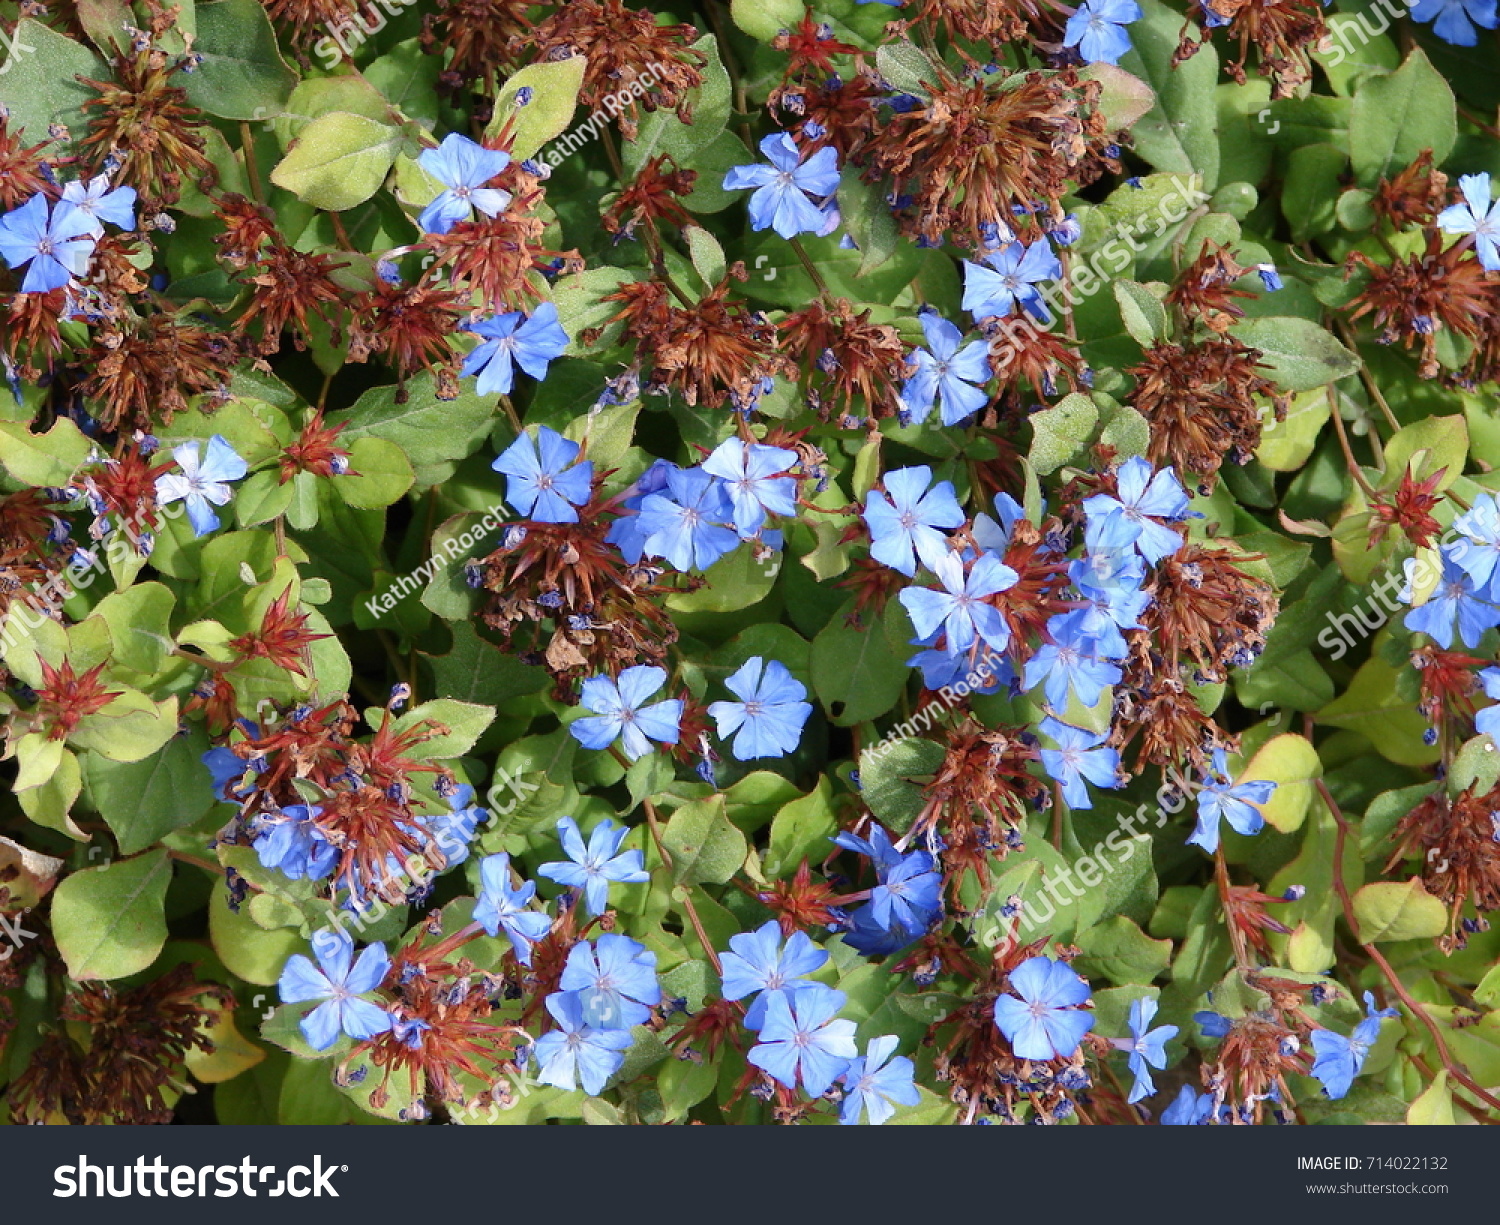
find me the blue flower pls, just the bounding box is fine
[636,466,741,572]
[462,300,569,396]
[1037,716,1121,809]
[707,656,812,760]
[1194,1009,1232,1039]
[1063,0,1142,63]
[1412,0,1497,47]
[901,311,992,426]
[993,955,1094,1061]
[899,551,1019,656]
[538,816,650,915]
[1186,748,1275,854]
[863,465,966,577]
[1161,1083,1217,1124]
[533,990,633,1095]
[1451,492,1500,594]
[1310,992,1398,1100]
[570,665,684,761]
[474,852,552,965]
[421,783,487,867]
[277,930,393,1051]
[723,133,841,240]
[1256,263,1283,292]
[1113,997,1178,1103]
[1023,611,1123,709]
[719,920,829,1028]
[252,804,337,881]
[203,745,256,801]
[0,193,95,293]
[1402,550,1500,650]
[747,985,858,1096]
[699,437,799,536]
[1475,667,1500,744]
[839,1035,921,1124]
[869,847,942,935]
[154,435,248,536]
[833,823,908,870]
[60,175,137,237]
[1081,456,1192,564]
[492,424,594,524]
[416,133,513,234]
[559,933,661,1029]
[605,458,677,563]
[961,240,1061,322]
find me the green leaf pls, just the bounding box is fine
[336,436,415,508]
[87,582,175,675]
[82,728,217,856]
[766,776,838,876]
[1112,281,1168,347]
[0,18,109,140]
[70,692,180,763]
[1073,916,1172,986]
[623,35,730,172]
[874,41,939,97]
[1348,48,1456,188]
[50,850,172,980]
[1119,0,1220,189]
[270,112,401,211]
[1352,878,1447,943]
[182,0,297,120]
[730,0,803,40]
[1238,732,1321,833]
[857,737,946,835]
[0,419,92,487]
[1256,389,1331,472]
[488,56,586,161]
[1379,415,1466,492]
[684,225,727,290]
[328,373,499,487]
[1229,317,1359,392]
[838,167,900,276]
[809,604,910,726]
[665,546,777,614]
[661,795,747,885]
[1028,392,1099,475]
[389,699,496,759]
[1315,657,1438,767]
[1406,1070,1456,1125]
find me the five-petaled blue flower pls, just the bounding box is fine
[155,434,249,536]
[60,175,137,238]
[839,1035,921,1125]
[533,990,634,1095]
[993,955,1094,1061]
[417,132,513,234]
[538,816,650,915]
[1402,549,1500,649]
[700,437,799,536]
[1113,996,1178,1103]
[277,929,393,1051]
[492,423,594,524]
[1063,0,1143,64]
[707,656,812,760]
[1023,612,1123,710]
[863,465,966,577]
[462,300,569,396]
[1186,748,1276,854]
[559,933,661,1029]
[570,665,684,761]
[474,852,552,965]
[746,984,858,1097]
[901,310,992,426]
[1412,0,1497,47]
[719,920,829,1028]
[1082,456,1192,565]
[1037,716,1121,809]
[905,550,1020,659]
[0,193,95,294]
[637,466,742,572]
[961,239,1062,322]
[1438,172,1500,271]
[723,133,841,240]
[1310,992,1398,1099]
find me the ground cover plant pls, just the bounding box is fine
[1,0,1500,1127]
